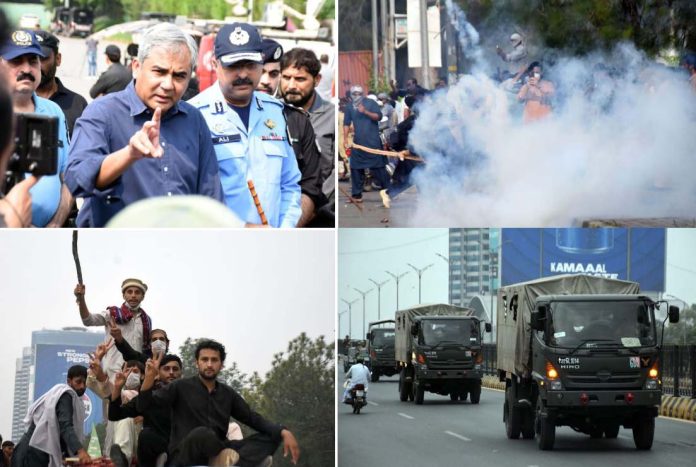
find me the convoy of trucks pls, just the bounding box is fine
[496,274,679,450]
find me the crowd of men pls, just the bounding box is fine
[6,277,300,467]
[339,31,696,211]
[0,11,335,228]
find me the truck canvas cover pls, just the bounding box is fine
[395,303,474,363]
[496,274,640,377]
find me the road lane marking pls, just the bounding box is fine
[367,401,379,406]
[398,412,414,420]
[444,430,471,441]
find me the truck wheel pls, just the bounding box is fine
[470,382,481,404]
[521,410,535,439]
[632,415,655,450]
[461,391,468,402]
[505,392,521,439]
[399,369,409,402]
[604,423,620,439]
[371,371,380,383]
[450,393,458,402]
[414,382,425,405]
[536,399,555,450]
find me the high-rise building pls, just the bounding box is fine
[447,228,501,310]
[11,327,105,440]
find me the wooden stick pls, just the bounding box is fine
[339,185,364,213]
[72,230,83,285]
[247,180,269,226]
[350,143,426,163]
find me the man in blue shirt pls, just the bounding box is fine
[66,23,223,227]
[342,85,391,207]
[1,30,72,227]
[189,23,301,228]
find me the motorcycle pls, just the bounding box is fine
[349,383,367,414]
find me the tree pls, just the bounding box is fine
[246,333,334,467]
[662,303,696,345]
[177,337,249,392]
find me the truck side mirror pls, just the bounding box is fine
[485,322,492,333]
[668,305,680,324]
[410,323,419,336]
[366,332,371,340]
[531,305,547,331]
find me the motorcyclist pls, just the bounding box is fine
[343,356,371,403]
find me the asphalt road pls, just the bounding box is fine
[337,371,696,467]
[55,35,124,103]
[337,178,419,227]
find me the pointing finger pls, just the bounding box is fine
[152,106,161,129]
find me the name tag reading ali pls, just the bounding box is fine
[212,134,242,145]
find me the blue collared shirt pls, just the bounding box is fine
[188,83,301,228]
[65,82,223,227]
[30,94,69,227]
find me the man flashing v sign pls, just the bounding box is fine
[65,23,223,227]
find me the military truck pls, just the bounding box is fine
[366,320,398,382]
[496,274,679,450]
[396,304,491,405]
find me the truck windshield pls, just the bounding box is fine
[371,330,395,346]
[548,300,656,349]
[421,319,479,346]
[73,10,93,25]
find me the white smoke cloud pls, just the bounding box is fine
[406,2,696,226]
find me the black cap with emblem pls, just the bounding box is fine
[261,38,283,64]
[34,30,59,56]
[214,22,264,66]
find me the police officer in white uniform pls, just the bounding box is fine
[189,23,301,227]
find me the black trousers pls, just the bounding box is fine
[11,435,49,467]
[170,427,280,467]
[351,167,391,197]
[137,429,168,467]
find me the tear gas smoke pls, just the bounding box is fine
[407,1,696,226]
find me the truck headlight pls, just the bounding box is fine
[549,380,563,391]
[644,380,658,390]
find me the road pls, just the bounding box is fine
[337,371,696,467]
[54,35,127,103]
[337,178,419,227]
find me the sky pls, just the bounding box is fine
[338,228,696,338]
[0,229,335,439]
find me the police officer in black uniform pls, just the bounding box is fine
[258,38,326,227]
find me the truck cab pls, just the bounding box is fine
[396,304,491,405]
[366,320,397,382]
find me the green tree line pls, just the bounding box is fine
[44,0,334,26]
[340,0,696,57]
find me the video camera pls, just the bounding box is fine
[5,113,59,189]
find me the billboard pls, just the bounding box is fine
[501,228,665,291]
[33,344,103,434]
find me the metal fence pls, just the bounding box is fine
[480,344,695,398]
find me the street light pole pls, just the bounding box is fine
[340,298,359,339]
[436,253,451,304]
[369,278,390,320]
[353,287,374,338]
[407,262,434,304]
[339,309,348,339]
[386,270,409,311]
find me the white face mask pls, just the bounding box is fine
[125,372,141,390]
[151,339,167,354]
